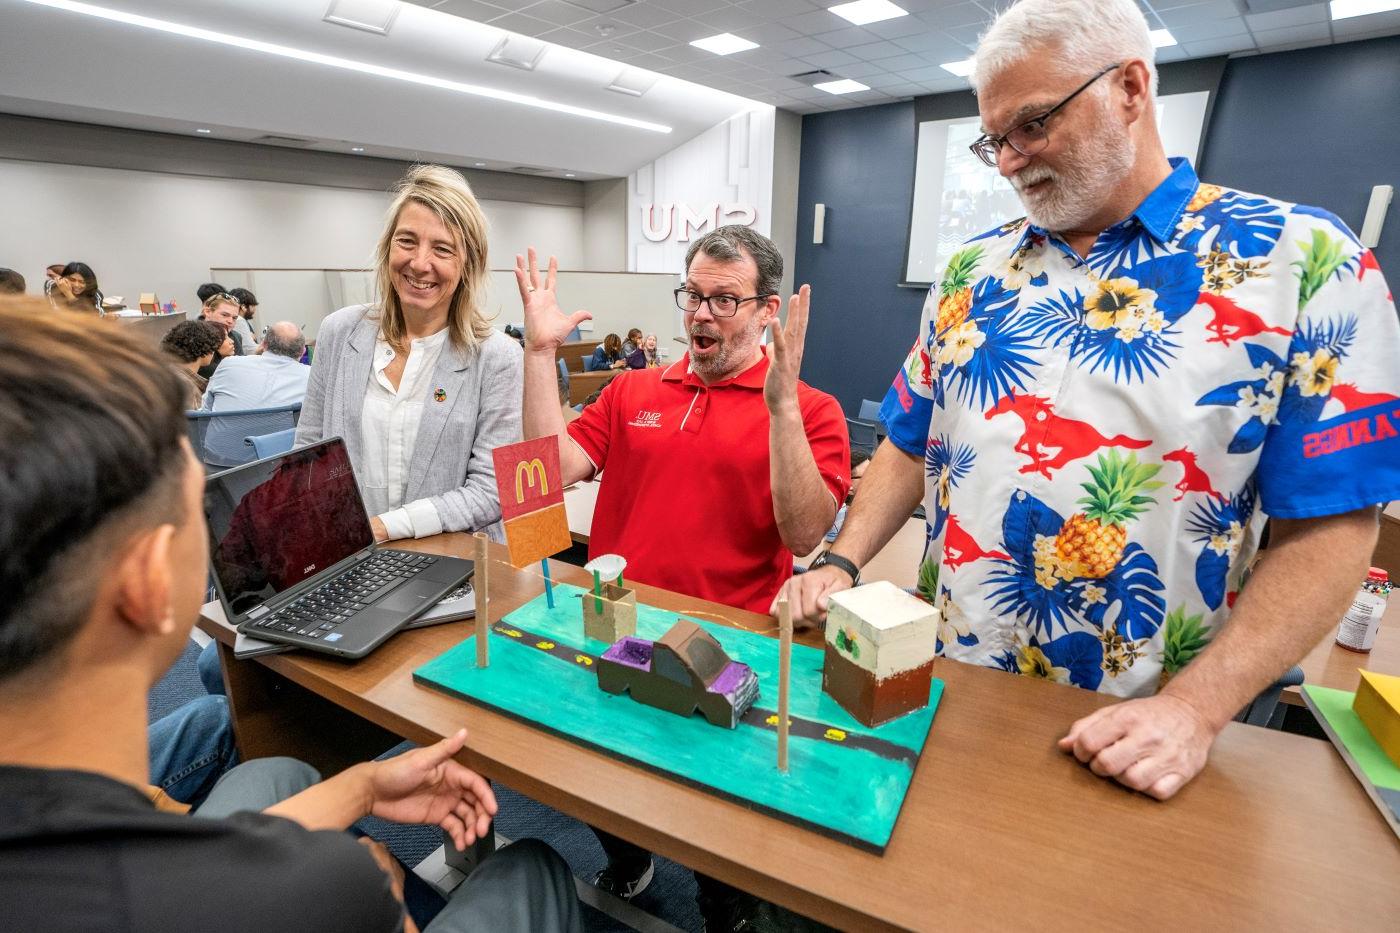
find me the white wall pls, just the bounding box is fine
[0,159,586,316]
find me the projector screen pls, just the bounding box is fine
[903,90,1211,287]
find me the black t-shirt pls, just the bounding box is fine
[0,766,403,933]
[198,328,244,380]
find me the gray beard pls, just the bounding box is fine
[1014,110,1136,232]
[689,313,765,381]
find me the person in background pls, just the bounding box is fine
[0,299,583,933]
[50,261,103,313]
[625,333,661,370]
[621,327,642,357]
[196,282,227,305]
[43,263,65,295]
[558,364,579,424]
[587,333,626,372]
[296,163,522,544]
[161,319,226,409]
[0,268,24,294]
[823,447,871,544]
[202,322,310,412]
[196,293,246,380]
[228,286,259,346]
[779,0,1398,803]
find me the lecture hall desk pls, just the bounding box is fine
[201,536,1400,932]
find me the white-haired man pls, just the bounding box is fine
[782,0,1400,801]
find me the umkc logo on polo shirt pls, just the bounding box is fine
[628,409,663,428]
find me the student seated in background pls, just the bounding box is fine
[0,299,583,933]
[49,260,103,314]
[196,292,246,380]
[0,267,24,294]
[586,332,626,371]
[201,321,310,412]
[620,327,642,358]
[160,319,226,408]
[197,281,227,304]
[625,332,661,369]
[228,286,259,345]
[296,163,521,544]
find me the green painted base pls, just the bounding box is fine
[413,583,943,851]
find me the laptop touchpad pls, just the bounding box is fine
[376,587,433,613]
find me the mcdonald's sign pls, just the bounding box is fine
[493,438,564,523]
[515,458,549,503]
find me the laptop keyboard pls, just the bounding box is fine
[249,550,439,639]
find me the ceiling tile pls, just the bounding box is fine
[428,0,514,22]
[1330,9,1400,38]
[755,74,811,90]
[692,7,772,33]
[879,82,937,97]
[782,9,855,36]
[752,55,813,74]
[1157,0,1244,29]
[897,64,956,82]
[609,29,679,51]
[915,1,995,29]
[649,40,718,63]
[1153,45,1190,62]
[517,0,597,27]
[875,51,937,71]
[614,49,676,70]
[480,10,556,34]
[801,47,861,67]
[864,70,917,88]
[835,59,893,77]
[649,0,731,15]
[863,13,940,40]
[1243,5,1327,32]
[742,21,803,44]
[777,36,834,56]
[1170,17,1249,42]
[736,0,822,18]
[573,14,643,40]
[607,3,683,30]
[648,18,717,41]
[814,26,884,49]
[1250,22,1332,49]
[847,38,913,59]
[1180,34,1258,56]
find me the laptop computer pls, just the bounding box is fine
[204,437,473,659]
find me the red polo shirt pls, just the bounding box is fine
[566,354,850,615]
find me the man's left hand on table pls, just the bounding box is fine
[1058,692,1215,800]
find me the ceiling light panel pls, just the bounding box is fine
[607,67,658,97]
[487,34,547,70]
[690,33,760,56]
[1149,28,1177,48]
[828,0,909,27]
[19,0,672,133]
[814,78,870,94]
[1329,0,1400,19]
[323,0,399,36]
[940,58,975,77]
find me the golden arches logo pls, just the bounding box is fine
[514,458,548,502]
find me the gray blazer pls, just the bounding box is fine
[295,305,522,541]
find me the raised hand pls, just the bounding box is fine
[365,728,498,850]
[763,285,811,416]
[515,247,592,353]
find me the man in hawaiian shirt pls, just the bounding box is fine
[780,0,1400,801]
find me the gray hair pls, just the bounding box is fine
[684,224,783,298]
[263,322,306,360]
[972,0,1158,96]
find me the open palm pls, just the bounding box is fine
[515,247,592,352]
[367,729,498,850]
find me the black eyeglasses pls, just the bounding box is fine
[969,62,1122,167]
[673,287,771,318]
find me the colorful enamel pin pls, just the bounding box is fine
[433,387,447,403]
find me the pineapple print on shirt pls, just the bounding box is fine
[879,158,1400,699]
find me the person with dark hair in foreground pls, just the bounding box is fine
[0,297,582,933]
[0,268,24,294]
[161,319,226,408]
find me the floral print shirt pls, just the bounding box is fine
[880,158,1400,697]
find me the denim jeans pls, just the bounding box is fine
[147,694,238,808]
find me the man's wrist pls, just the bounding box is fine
[810,551,859,586]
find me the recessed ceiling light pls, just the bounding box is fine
[486,34,547,71]
[18,0,671,134]
[814,78,869,95]
[195,127,212,133]
[351,146,365,152]
[1149,28,1177,48]
[940,58,974,77]
[564,172,576,177]
[1329,0,1400,19]
[828,0,908,26]
[690,33,759,56]
[474,162,486,167]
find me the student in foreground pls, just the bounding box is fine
[0,299,582,933]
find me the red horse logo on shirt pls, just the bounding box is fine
[1162,447,1225,501]
[1197,292,1292,347]
[942,514,1010,570]
[985,391,1152,478]
[1330,382,1400,413]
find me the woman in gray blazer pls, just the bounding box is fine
[296,164,522,543]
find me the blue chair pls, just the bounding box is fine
[1235,666,1305,729]
[187,403,301,471]
[858,398,883,423]
[847,417,878,454]
[244,428,297,460]
[565,324,583,342]
[557,357,571,399]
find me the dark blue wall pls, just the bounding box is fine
[797,36,1400,413]
[795,101,928,415]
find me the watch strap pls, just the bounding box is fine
[812,551,860,586]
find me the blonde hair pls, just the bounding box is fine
[374,164,491,353]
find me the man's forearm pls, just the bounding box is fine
[523,350,590,485]
[264,763,374,831]
[829,440,925,568]
[769,405,836,555]
[1165,507,1379,730]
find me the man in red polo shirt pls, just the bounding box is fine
[517,225,849,930]
[518,225,849,615]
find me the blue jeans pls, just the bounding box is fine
[148,694,238,808]
[198,639,227,696]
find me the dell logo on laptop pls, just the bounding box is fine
[304,564,316,574]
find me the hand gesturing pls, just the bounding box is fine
[514,247,592,353]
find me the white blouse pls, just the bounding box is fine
[360,329,448,540]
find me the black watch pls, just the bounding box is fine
[810,551,860,586]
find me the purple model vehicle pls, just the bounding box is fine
[596,618,759,729]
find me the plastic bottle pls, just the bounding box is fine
[1335,567,1391,653]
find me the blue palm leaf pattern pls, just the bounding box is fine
[1068,544,1167,641]
[985,493,1076,638]
[1179,191,1286,259]
[1278,315,1358,424]
[942,277,1039,411]
[1186,486,1257,610]
[925,435,975,539]
[1196,343,1288,453]
[1086,222,1159,275]
[1037,631,1105,691]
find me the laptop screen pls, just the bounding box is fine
[205,438,372,619]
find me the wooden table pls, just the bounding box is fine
[1287,621,1399,704]
[202,536,1400,931]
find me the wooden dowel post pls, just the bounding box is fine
[474,532,489,668]
[778,597,792,773]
